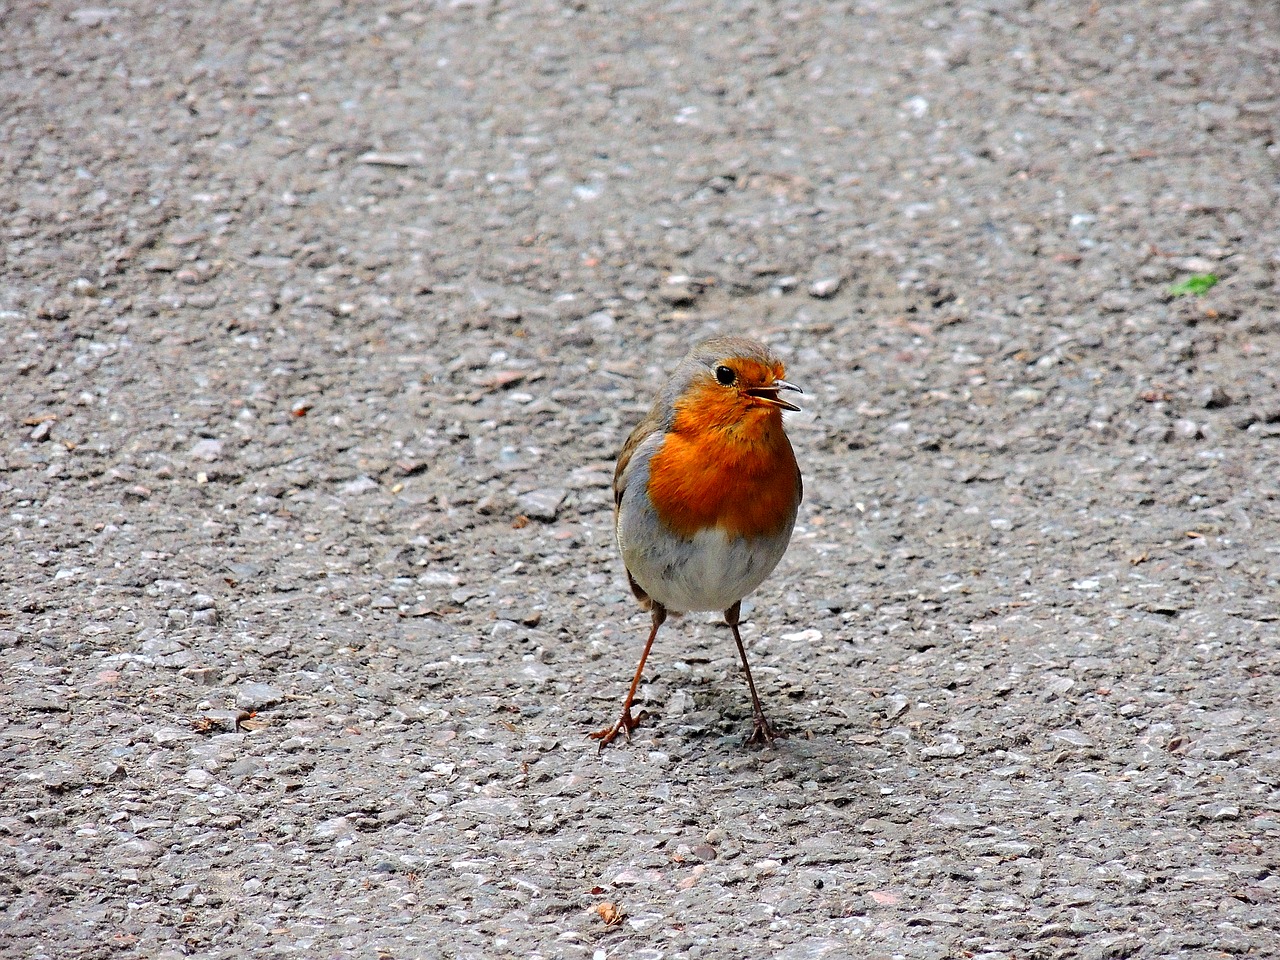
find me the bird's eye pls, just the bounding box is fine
[714,365,736,386]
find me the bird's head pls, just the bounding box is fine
[664,336,802,435]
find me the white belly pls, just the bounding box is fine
[618,522,791,614]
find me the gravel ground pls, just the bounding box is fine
[3,1,1279,957]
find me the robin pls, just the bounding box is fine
[592,336,803,748]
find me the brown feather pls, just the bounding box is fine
[613,410,660,509]
[613,411,663,610]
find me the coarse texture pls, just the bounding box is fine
[2,1,1278,958]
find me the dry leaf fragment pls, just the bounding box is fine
[594,902,625,927]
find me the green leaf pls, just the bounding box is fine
[1169,273,1219,297]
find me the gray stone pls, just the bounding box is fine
[189,438,223,462]
[338,475,379,495]
[235,682,285,711]
[515,488,566,521]
[1199,385,1232,408]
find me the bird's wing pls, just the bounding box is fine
[613,413,660,510]
[614,412,665,611]
[613,413,664,611]
[626,568,652,607]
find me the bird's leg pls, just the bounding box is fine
[725,601,782,747]
[591,603,667,749]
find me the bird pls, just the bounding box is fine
[592,335,803,749]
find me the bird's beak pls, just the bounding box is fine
[745,378,802,412]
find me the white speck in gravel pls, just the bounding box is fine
[1174,418,1200,439]
[1051,728,1094,748]
[153,727,195,746]
[903,95,929,117]
[338,475,379,495]
[921,740,966,759]
[782,628,822,643]
[313,817,356,840]
[357,151,424,167]
[189,438,223,462]
[665,689,690,716]
[612,867,662,885]
[809,277,842,299]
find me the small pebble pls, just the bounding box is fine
[153,726,195,746]
[189,438,223,462]
[658,277,698,305]
[235,682,285,711]
[339,475,379,496]
[93,761,127,782]
[809,277,842,298]
[199,709,249,732]
[1199,385,1232,408]
[476,492,516,515]
[781,628,822,643]
[921,741,966,759]
[516,488,566,521]
[111,838,162,867]
[884,695,910,720]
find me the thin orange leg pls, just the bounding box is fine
[591,604,667,749]
[725,602,782,747]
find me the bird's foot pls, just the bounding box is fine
[744,715,785,748]
[589,707,646,750]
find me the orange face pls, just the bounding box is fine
[670,356,798,440]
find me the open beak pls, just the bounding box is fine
[745,378,802,412]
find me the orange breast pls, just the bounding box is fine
[645,397,799,540]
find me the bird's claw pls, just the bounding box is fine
[589,708,646,750]
[744,716,784,748]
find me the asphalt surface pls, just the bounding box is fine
[3,1,1279,958]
